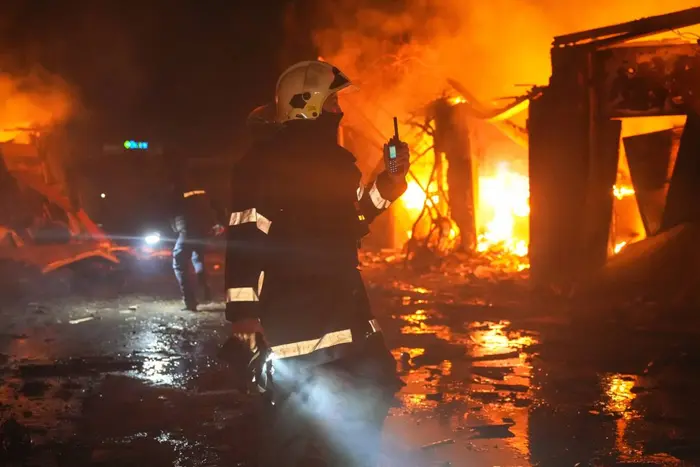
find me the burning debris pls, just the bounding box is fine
[370,96,532,275]
[305,0,700,292]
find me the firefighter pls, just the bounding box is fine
[224,60,410,466]
[170,172,222,311]
[246,103,281,144]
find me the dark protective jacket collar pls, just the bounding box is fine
[281,112,345,148]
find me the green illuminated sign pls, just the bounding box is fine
[123,140,149,150]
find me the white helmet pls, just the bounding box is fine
[275,60,353,123]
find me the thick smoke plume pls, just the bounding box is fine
[310,0,700,139]
[0,70,75,143]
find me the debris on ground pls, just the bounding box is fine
[69,316,95,325]
[3,249,700,465]
[420,438,455,450]
[0,417,32,461]
[469,423,515,439]
[466,351,520,362]
[471,366,513,381]
[17,357,141,378]
[19,380,51,398]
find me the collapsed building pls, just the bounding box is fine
[529,6,700,292]
[341,6,700,300]
[0,131,117,279]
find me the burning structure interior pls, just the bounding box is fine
[342,6,700,292]
[530,6,700,289]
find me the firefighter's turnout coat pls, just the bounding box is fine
[225,117,405,368]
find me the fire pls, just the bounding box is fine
[307,0,696,269]
[610,143,646,255]
[611,179,643,255]
[401,181,424,210]
[614,241,627,254]
[613,184,635,200]
[476,162,530,257]
[0,72,73,143]
[401,159,531,259]
[402,181,438,211]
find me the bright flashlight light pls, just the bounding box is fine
[144,233,161,245]
[100,193,106,199]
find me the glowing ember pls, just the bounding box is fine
[476,162,530,257]
[613,184,635,200]
[614,241,627,254]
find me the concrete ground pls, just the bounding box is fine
[1,252,700,466]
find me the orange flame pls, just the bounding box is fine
[476,162,530,257]
[0,72,74,143]
[613,184,635,200]
[304,1,698,267]
[398,134,530,263]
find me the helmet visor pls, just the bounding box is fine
[328,66,358,94]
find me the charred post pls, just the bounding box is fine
[432,99,477,251]
[532,8,700,288]
[529,47,592,287]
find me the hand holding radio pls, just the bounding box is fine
[383,117,410,178]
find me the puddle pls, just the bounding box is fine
[16,357,141,378]
[3,251,700,465]
[385,287,700,466]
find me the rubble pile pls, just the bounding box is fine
[0,417,32,462]
[360,247,529,284]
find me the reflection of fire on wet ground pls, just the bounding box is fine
[388,291,539,457]
[379,266,700,465]
[5,248,700,464]
[393,312,537,402]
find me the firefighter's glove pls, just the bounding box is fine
[230,318,265,353]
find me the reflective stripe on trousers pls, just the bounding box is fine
[226,271,265,302]
[183,190,206,198]
[269,319,382,360]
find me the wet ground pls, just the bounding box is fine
[2,252,700,466]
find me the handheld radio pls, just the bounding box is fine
[385,117,401,175]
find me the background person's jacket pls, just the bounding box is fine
[170,188,222,237]
[225,116,406,368]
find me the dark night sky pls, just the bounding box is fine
[0,0,317,157]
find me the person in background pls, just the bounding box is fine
[170,168,223,311]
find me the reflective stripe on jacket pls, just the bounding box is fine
[224,119,405,365]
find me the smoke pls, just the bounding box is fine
[310,0,700,137]
[0,68,76,143]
